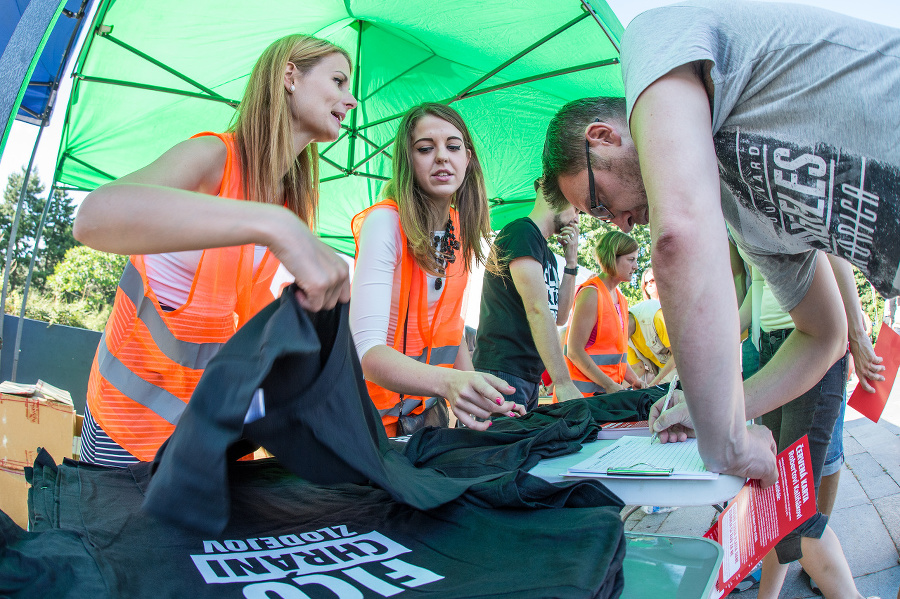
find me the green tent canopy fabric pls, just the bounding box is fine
[56,0,624,255]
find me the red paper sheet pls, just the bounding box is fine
[704,436,817,598]
[848,325,900,423]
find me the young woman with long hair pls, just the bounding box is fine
[350,102,524,436]
[561,230,645,397]
[73,34,358,465]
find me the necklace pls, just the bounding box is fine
[433,217,459,290]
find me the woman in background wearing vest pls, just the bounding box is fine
[560,230,644,397]
[627,267,677,386]
[350,103,525,436]
[72,35,358,466]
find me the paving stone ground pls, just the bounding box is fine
[621,379,900,599]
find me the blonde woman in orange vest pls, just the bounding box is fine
[72,35,358,466]
[350,103,525,436]
[560,230,645,397]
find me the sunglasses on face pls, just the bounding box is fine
[585,138,614,221]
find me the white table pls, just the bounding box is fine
[528,439,745,507]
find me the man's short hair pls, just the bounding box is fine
[534,177,571,213]
[541,96,627,203]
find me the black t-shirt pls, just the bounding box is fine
[11,417,629,598]
[473,218,559,381]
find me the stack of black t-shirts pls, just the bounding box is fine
[2,450,623,598]
[0,286,662,598]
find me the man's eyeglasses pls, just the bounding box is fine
[585,138,614,222]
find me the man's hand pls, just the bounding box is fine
[648,390,694,443]
[849,332,885,393]
[554,381,583,403]
[557,222,580,267]
[724,425,778,488]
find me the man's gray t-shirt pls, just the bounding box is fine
[621,0,900,310]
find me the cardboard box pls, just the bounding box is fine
[0,468,30,529]
[0,392,75,470]
[0,387,77,529]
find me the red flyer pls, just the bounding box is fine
[848,325,900,423]
[704,436,817,598]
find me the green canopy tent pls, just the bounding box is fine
[55,0,625,255]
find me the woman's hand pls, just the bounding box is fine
[603,381,625,394]
[442,370,523,430]
[267,216,350,312]
[648,390,695,443]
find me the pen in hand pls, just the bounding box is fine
[650,373,679,444]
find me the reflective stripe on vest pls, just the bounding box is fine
[377,395,439,418]
[418,344,459,366]
[573,379,605,395]
[118,262,226,367]
[95,334,186,425]
[590,352,627,366]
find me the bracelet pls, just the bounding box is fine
[563,266,578,276]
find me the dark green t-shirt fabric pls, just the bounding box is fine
[4,451,626,599]
[0,288,670,597]
[474,217,559,381]
[143,286,627,535]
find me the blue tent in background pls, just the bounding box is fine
[0,0,93,384]
[0,0,93,127]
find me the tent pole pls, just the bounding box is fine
[453,12,589,100]
[455,58,618,100]
[11,179,57,381]
[346,21,364,175]
[97,31,231,102]
[72,75,239,107]
[581,0,620,54]
[1,123,45,353]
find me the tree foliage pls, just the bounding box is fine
[47,246,127,311]
[3,287,112,331]
[1,168,78,292]
[549,219,652,305]
[855,266,887,341]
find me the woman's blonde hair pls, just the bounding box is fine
[594,230,638,277]
[641,268,655,300]
[381,102,490,275]
[229,34,351,228]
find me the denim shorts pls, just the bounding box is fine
[822,394,846,477]
[757,328,848,563]
[475,369,540,412]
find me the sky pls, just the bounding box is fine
[2,0,899,201]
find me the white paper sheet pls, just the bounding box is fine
[566,436,718,480]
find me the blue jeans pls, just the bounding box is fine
[822,394,846,477]
[475,369,540,412]
[757,328,848,563]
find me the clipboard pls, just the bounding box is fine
[565,436,718,480]
[607,464,674,476]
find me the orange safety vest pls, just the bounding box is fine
[351,199,466,437]
[86,132,282,461]
[560,276,628,397]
